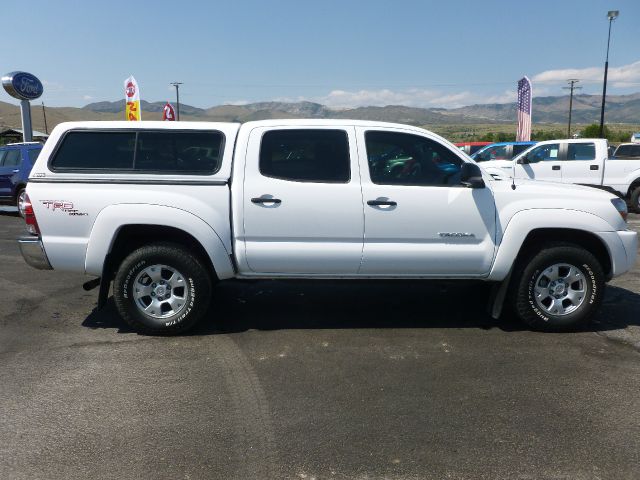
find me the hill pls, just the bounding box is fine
[1,93,639,135]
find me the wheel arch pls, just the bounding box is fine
[489,210,615,281]
[85,204,235,280]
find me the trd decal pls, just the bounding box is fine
[40,200,88,217]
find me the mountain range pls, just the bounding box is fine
[1,93,639,134]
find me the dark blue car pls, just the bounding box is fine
[0,142,43,215]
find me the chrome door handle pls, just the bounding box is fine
[367,199,397,207]
[251,197,281,204]
[12,169,20,173]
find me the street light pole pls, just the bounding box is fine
[563,79,581,138]
[599,10,619,138]
[170,82,183,121]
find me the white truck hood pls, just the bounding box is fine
[488,177,627,231]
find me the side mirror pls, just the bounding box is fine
[460,163,485,189]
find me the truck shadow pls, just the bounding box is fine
[82,281,640,335]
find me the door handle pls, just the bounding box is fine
[590,165,599,170]
[367,199,397,207]
[251,197,281,204]
[552,165,561,170]
[12,169,19,173]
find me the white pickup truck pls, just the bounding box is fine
[18,120,637,335]
[480,138,640,211]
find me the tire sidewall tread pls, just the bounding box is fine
[113,242,212,335]
[513,244,605,331]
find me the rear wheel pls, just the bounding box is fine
[513,244,605,331]
[113,243,212,335]
[16,187,27,217]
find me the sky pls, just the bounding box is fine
[1,0,639,110]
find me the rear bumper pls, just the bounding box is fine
[18,236,53,270]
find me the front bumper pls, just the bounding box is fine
[18,236,53,270]
[598,230,638,278]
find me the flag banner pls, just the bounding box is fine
[124,76,141,121]
[516,76,532,141]
[163,102,176,121]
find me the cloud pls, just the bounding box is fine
[83,95,94,100]
[532,60,640,87]
[274,89,495,109]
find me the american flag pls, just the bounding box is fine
[516,76,532,141]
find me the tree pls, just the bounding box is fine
[582,123,607,138]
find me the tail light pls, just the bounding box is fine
[23,194,40,235]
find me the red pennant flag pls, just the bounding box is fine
[163,102,176,121]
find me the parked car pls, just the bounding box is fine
[454,142,492,156]
[19,121,636,335]
[613,143,640,159]
[471,141,537,162]
[480,138,640,212]
[0,142,43,215]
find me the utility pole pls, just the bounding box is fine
[41,101,48,135]
[170,82,183,121]
[562,79,581,138]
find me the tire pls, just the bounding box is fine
[512,244,605,331]
[16,187,26,217]
[113,242,212,335]
[629,186,640,213]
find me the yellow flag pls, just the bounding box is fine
[124,75,141,121]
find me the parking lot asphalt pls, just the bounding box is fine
[1,207,639,480]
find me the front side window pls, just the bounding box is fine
[366,131,463,186]
[513,144,532,156]
[614,145,640,158]
[526,144,560,163]
[475,145,509,162]
[259,129,350,183]
[2,149,21,167]
[51,130,224,174]
[567,143,595,161]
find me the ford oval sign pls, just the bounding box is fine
[2,71,43,100]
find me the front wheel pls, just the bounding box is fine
[113,243,212,335]
[629,186,640,213]
[513,245,605,331]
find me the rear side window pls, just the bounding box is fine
[259,129,350,183]
[51,130,224,174]
[28,148,42,162]
[567,143,595,160]
[52,132,136,170]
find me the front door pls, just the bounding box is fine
[357,128,497,276]
[0,148,21,198]
[514,143,562,182]
[241,126,364,274]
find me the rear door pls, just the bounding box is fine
[557,142,602,185]
[514,143,562,182]
[241,126,365,274]
[0,148,22,197]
